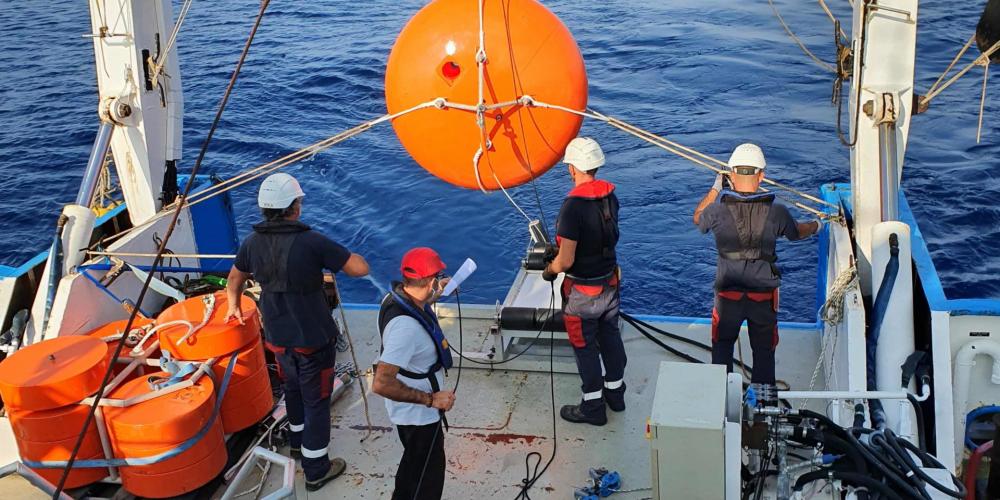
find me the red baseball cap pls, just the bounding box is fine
[401,247,447,279]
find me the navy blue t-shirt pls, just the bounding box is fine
[234,220,351,348]
[698,194,804,292]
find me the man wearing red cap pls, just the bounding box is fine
[373,247,456,500]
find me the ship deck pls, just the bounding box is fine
[238,307,823,499]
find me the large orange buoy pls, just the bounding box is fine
[386,0,587,190]
[156,291,260,360]
[212,340,273,433]
[8,404,107,488]
[84,318,154,380]
[0,336,108,411]
[104,372,227,498]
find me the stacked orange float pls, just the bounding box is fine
[0,336,110,488]
[103,371,226,497]
[157,291,273,434]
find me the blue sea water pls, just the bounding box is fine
[0,1,997,322]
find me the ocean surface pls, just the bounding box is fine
[1,0,997,322]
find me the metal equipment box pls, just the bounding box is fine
[649,361,728,500]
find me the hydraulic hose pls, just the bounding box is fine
[908,392,928,452]
[792,470,904,500]
[866,233,899,426]
[799,409,927,499]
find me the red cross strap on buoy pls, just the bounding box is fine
[385,0,588,190]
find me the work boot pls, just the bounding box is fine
[560,399,607,426]
[305,457,347,492]
[604,383,626,412]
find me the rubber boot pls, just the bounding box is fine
[604,383,626,412]
[560,399,607,426]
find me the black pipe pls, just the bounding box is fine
[793,470,904,500]
[908,393,928,452]
[499,307,565,332]
[799,409,927,499]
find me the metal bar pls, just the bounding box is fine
[80,263,227,273]
[0,462,76,499]
[87,250,236,259]
[93,407,119,481]
[220,447,296,500]
[878,122,900,222]
[76,122,115,207]
[779,390,909,400]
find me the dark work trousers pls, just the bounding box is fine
[391,421,445,500]
[561,275,628,404]
[711,290,778,384]
[271,340,337,481]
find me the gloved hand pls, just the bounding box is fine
[712,172,727,192]
[542,267,558,282]
[542,244,558,264]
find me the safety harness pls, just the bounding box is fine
[717,190,782,278]
[558,180,620,283]
[377,283,453,428]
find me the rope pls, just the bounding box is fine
[332,278,375,443]
[977,60,990,144]
[921,39,1000,106]
[768,0,837,73]
[52,2,272,497]
[149,0,194,89]
[820,264,857,326]
[91,100,437,251]
[925,35,976,100]
[817,0,848,41]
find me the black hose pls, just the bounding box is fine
[793,470,904,500]
[799,409,928,499]
[620,312,755,375]
[897,435,968,498]
[908,393,928,452]
[823,434,868,475]
[621,315,704,364]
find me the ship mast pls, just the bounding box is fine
[847,0,920,435]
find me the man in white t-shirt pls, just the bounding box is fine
[373,247,456,500]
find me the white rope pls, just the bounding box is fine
[768,0,837,73]
[817,0,848,41]
[977,60,990,144]
[921,39,1000,106]
[93,101,438,249]
[925,35,976,99]
[150,0,194,88]
[819,264,857,327]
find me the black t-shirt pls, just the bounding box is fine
[234,220,351,348]
[698,193,804,292]
[556,180,620,279]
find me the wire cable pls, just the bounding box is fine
[51,2,272,496]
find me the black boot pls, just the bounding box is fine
[604,383,626,412]
[305,457,347,492]
[560,399,607,426]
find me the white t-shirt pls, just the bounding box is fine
[378,315,445,426]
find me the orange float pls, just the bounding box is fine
[385,0,587,190]
[212,340,273,433]
[7,404,107,488]
[84,318,154,380]
[0,336,108,411]
[156,291,260,360]
[104,372,227,498]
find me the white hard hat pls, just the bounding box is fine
[727,143,766,171]
[562,137,606,172]
[258,173,305,209]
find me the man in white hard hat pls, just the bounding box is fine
[224,172,370,492]
[543,137,626,426]
[693,143,820,402]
